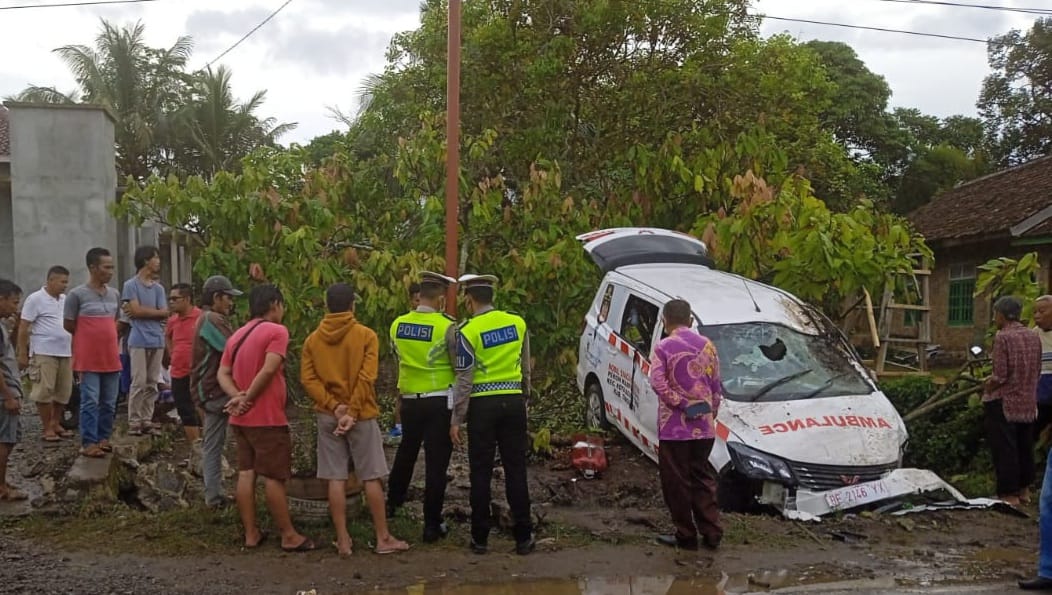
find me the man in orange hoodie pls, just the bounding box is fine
[301,282,409,557]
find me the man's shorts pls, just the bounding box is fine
[28,355,73,405]
[316,414,388,482]
[232,425,292,481]
[0,404,22,444]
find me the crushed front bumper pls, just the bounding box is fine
[758,468,967,521]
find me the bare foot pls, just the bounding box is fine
[333,536,353,557]
[999,494,1022,507]
[1021,489,1033,504]
[244,528,267,548]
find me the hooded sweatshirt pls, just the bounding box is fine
[300,311,379,421]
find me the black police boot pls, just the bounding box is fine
[422,522,449,544]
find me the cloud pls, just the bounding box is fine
[306,0,421,18]
[266,23,394,76]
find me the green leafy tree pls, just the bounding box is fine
[975,253,1042,324]
[10,20,291,180]
[979,17,1052,166]
[171,66,297,177]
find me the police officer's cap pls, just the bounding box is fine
[457,273,499,291]
[419,271,457,288]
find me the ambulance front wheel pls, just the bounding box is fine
[718,470,761,513]
[585,382,611,430]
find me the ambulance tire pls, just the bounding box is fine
[585,382,611,430]
[718,470,761,513]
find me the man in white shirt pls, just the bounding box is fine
[16,266,74,442]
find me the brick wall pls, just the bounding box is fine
[929,240,1052,357]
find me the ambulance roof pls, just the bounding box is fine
[612,263,821,333]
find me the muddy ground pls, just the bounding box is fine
[0,406,1042,594]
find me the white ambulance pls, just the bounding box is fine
[575,228,963,518]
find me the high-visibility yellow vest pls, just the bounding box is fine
[390,310,456,394]
[457,310,527,397]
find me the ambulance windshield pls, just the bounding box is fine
[698,322,871,402]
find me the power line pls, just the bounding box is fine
[204,0,295,69]
[875,0,1052,16]
[763,15,989,43]
[0,0,158,9]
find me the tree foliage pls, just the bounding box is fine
[7,19,293,180]
[979,17,1052,166]
[975,253,1041,323]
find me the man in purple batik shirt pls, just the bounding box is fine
[648,299,723,551]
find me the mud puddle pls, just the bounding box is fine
[365,572,899,594]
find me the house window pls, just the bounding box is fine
[948,264,976,327]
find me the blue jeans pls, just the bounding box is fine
[1041,445,1052,578]
[80,372,119,447]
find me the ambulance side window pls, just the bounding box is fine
[620,294,660,355]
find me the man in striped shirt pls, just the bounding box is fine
[64,248,122,459]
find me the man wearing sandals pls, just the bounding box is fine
[64,248,122,459]
[16,266,74,442]
[301,282,409,557]
[218,285,313,553]
[0,279,27,500]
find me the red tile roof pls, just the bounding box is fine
[908,155,1052,243]
[0,106,9,157]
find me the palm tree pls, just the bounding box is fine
[4,86,79,104]
[174,66,297,177]
[50,19,193,180]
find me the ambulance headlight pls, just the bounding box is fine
[728,443,798,486]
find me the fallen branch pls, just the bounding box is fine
[903,385,983,423]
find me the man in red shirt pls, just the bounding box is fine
[165,283,201,445]
[218,284,313,552]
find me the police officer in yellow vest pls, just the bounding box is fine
[386,272,458,543]
[450,273,534,555]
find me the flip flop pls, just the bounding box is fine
[281,537,316,553]
[58,430,74,438]
[374,541,411,555]
[98,442,113,453]
[245,530,268,549]
[42,435,61,443]
[79,446,105,458]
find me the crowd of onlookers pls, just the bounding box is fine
[0,248,541,558]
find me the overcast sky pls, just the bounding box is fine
[0,0,1043,145]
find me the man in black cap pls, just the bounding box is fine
[386,272,458,543]
[450,274,534,555]
[191,275,242,508]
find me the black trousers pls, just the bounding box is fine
[1037,403,1052,442]
[984,400,1036,496]
[658,439,722,543]
[386,396,453,528]
[170,376,199,427]
[467,394,532,544]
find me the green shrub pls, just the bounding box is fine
[880,376,989,477]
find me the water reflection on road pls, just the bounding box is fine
[383,576,728,595]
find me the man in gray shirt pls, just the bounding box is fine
[122,246,168,435]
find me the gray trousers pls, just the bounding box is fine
[201,398,229,507]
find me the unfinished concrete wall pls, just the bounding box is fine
[7,104,116,289]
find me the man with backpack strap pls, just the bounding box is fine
[190,275,241,509]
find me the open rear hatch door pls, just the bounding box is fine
[576,227,714,273]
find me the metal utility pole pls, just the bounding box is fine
[444,0,462,316]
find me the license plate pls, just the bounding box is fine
[824,479,891,510]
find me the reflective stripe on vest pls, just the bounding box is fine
[390,311,456,395]
[460,310,527,397]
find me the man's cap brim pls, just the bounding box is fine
[457,273,498,289]
[224,289,244,296]
[420,271,457,287]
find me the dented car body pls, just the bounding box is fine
[575,228,962,518]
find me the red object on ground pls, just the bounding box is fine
[571,434,608,479]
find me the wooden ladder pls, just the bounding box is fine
[875,254,932,376]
